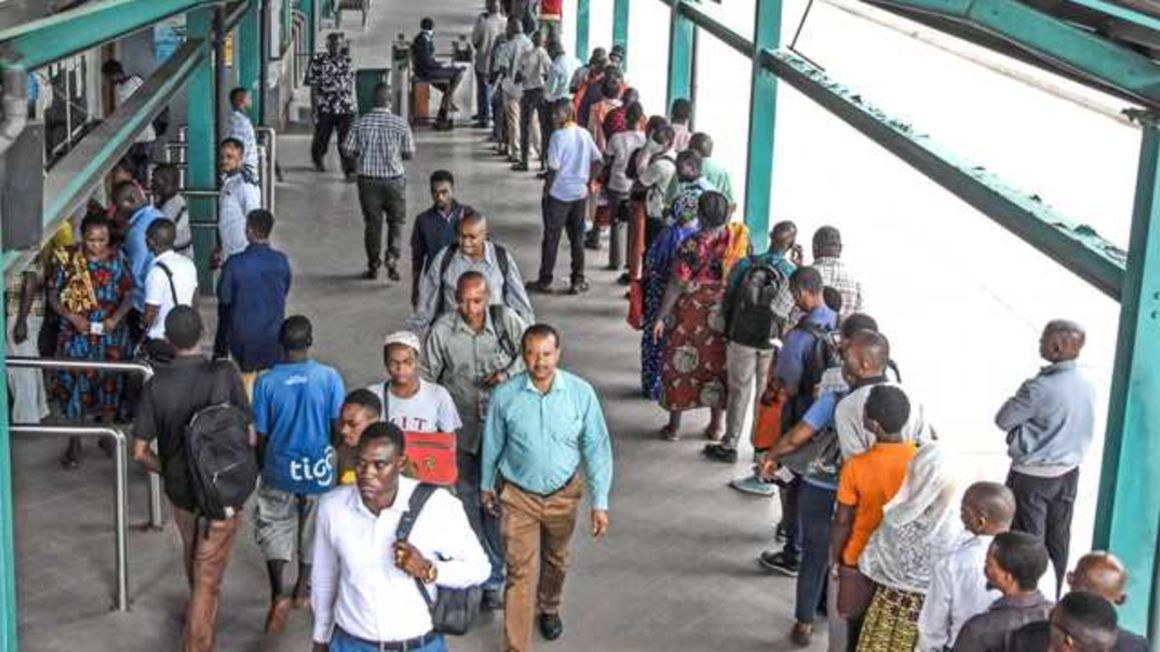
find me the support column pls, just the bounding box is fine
[575,0,590,62]
[188,8,218,293]
[666,0,694,114]
[744,0,782,252]
[1095,114,1160,636]
[613,0,629,65]
[238,0,263,121]
[0,285,16,652]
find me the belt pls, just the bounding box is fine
[358,174,405,181]
[506,471,579,499]
[337,626,437,651]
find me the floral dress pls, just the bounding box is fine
[658,228,734,412]
[49,246,134,420]
[640,221,698,399]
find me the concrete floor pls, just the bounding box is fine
[11,1,812,651]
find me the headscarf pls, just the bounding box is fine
[669,186,703,226]
[858,444,959,594]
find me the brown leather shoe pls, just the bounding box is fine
[790,622,812,647]
[264,597,292,635]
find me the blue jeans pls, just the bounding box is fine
[330,629,445,652]
[795,480,836,624]
[457,450,504,588]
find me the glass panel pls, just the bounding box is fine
[694,27,752,208]
[626,0,670,115]
[695,0,756,41]
[587,0,614,56]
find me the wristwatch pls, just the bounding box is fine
[423,562,438,584]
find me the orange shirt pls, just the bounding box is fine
[836,441,916,566]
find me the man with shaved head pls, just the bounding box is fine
[919,482,1017,650]
[997,319,1095,594]
[422,271,527,609]
[141,218,198,361]
[406,210,534,334]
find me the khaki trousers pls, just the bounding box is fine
[500,475,584,652]
[173,506,241,652]
[504,96,522,158]
[721,341,775,450]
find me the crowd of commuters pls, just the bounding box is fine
[2,5,1150,652]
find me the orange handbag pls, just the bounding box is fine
[751,396,784,452]
[402,431,458,486]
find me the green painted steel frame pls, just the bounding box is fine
[666,0,695,113]
[575,0,590,62]
[188,7,219,292]
[0,0,225,70]
[0,289,13,651]
[613,0,630,65]
[238,0,263,120]
[1095,116,1160,635]
[745,0,783,253]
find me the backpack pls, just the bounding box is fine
[185,362,257,522]
[724,259,789,349]
[435,243,511,316]
[798,320,837,395]
[397,483,484,635]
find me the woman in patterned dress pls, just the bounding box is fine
[639,183,703,401]
[856,444,959,651]
[48,214,135,468]
[649,191,739,441]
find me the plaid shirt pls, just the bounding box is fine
[813,256,864,319]
[342,109,415,178]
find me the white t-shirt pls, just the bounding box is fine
[368,379,462,433]
[158,194,194,260]
[548,124,601,202]
[606,130,646,194]
[117,76,156,143]
[143,250,198,340]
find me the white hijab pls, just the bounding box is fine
[859,444,959,594]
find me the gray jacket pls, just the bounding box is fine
[996,360,1095,470]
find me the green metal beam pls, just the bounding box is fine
[613,0,630,65]
[42,39,210,233]
[0,288,16,652]
[744,0,782,252]
[1094,114,1160,636]
[575,0,590,61]
[666,0,695,113]
[864,0,1160,109]
[661,0,754,58]
[188,7,219,292]
[761,49,1126,299]
[0,0,223,70]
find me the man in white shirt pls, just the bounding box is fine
[227,87,260,180]
[141,219,198,361]
[102,60,156,183]
[526,98,602,296]
[216,137,262,264]
[369,331,462,433]
[311,421,489,651]
[151,164,193,260]
[918,482,1016,651]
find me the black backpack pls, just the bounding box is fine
[724,260,789,349]
[185,362,257,522]
[397,483,483,635]
[435,243,511,316]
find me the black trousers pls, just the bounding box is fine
[311,112,355,174]
[1007,467,1078,594]
[538,195,587,286]
[357,176,407,269]
[519,88,550,168]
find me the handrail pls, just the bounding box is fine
[256,126,277,214]
[5,357,163,531]
[8,426,129,612]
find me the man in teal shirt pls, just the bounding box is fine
[481,323,612,652]
[690,132,736,215]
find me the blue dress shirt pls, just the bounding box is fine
[481,370,613,510]
[124,205,165,311]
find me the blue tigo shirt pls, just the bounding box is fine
[123,205,165,311]
[218,243,292,372]
[548,124,602,203]
[480,369,614,510]
[253,359,346,494]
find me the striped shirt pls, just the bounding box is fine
[341,109,414,179]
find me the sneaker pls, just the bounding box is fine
[790,622,813,647]
[567,280,589,295]
[729,474,778,497]
[758,550,799,577]
[525,280,555,294]
[702,443,738,463]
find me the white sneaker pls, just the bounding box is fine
[729,474,778,497]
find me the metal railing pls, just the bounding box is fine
[256,126,277,213]
[8,425,129,612]
[5,357,163,530]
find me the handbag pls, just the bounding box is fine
[626,279,644,330]
[836,564,876,620]
[396,483,483,635]
[383,383,459,486]
[751,397,783,451]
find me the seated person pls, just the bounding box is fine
[412,16,465,129]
